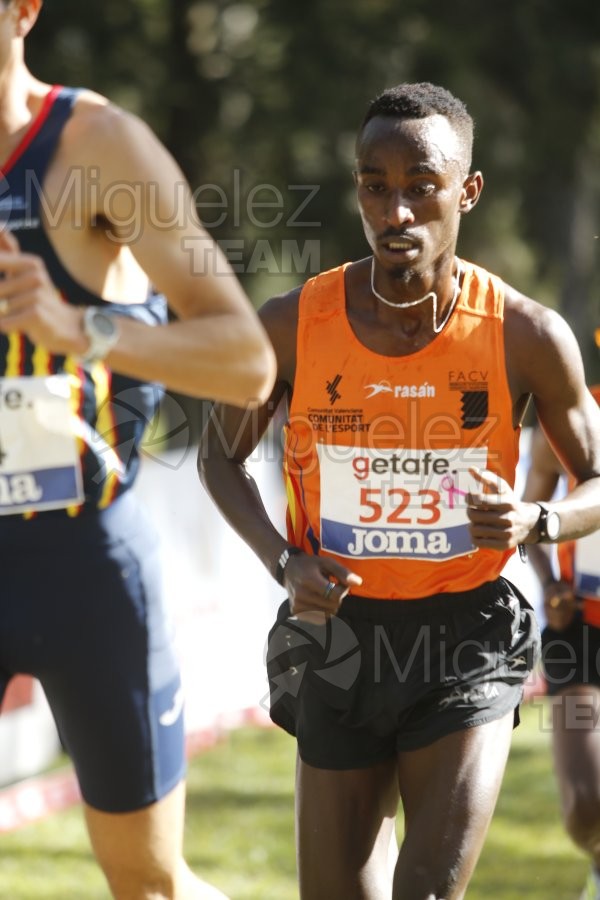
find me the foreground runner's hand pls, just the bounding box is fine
[283,552,362,620]
[0,229,87,355]
[466,467,540,550]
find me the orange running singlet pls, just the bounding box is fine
[283,259,520,600]
[557,385,600,627]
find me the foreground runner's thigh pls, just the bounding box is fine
[1,495,186,813]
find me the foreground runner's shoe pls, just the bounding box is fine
[580,868,600,900]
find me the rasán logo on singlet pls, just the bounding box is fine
[364,380,435,400]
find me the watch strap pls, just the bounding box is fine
[275,546,303,585]
[535,502,556,542]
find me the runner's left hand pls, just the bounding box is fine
[466,467,540,550]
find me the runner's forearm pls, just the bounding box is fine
[106,315,275,407]
[526,542,555,587]
[198,452,290,579]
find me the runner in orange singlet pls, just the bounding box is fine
[200,83,600,899]
[524,384,600,900]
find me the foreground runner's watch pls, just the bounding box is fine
[81,306,120,363]
[535,502,561,543]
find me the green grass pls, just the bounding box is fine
[0,702,590,899]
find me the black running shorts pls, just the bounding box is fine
[266,578,540,769]
[542,614,600,695]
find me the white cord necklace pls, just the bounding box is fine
[370,257,462,334]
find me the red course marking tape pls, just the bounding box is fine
[0,707,273,833]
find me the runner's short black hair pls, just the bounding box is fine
[359,82,474,171]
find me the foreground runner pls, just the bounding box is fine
[200,82,600,899]
[0,1,275,898]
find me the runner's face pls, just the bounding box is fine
[355,114,469,276]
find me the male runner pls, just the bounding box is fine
[200,82,600,899]
[0,1,275,898]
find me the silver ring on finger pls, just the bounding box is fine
[323,581,336,601]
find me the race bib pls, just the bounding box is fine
[0,375,84,514]
[318,445,488,561]
[574,531,600,601]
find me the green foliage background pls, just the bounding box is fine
[27,0,600,376]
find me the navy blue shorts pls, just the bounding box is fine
[0,492,185,813]
[266,578,540,769]
[542,614,600,695]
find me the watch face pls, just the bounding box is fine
[92,311,117,336]
[82,307,119,363]
[546,511,561,541]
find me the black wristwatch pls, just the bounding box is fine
[274,546,303,585]
[535,502,561,543]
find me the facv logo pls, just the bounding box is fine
[326,374,342,405]
[365,380,435,399]
[460,391,488,429]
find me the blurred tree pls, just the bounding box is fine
[25,0,600,382]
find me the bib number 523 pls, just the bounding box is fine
[359,487,442,526]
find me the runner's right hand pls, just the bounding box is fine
[283,552,362,621]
